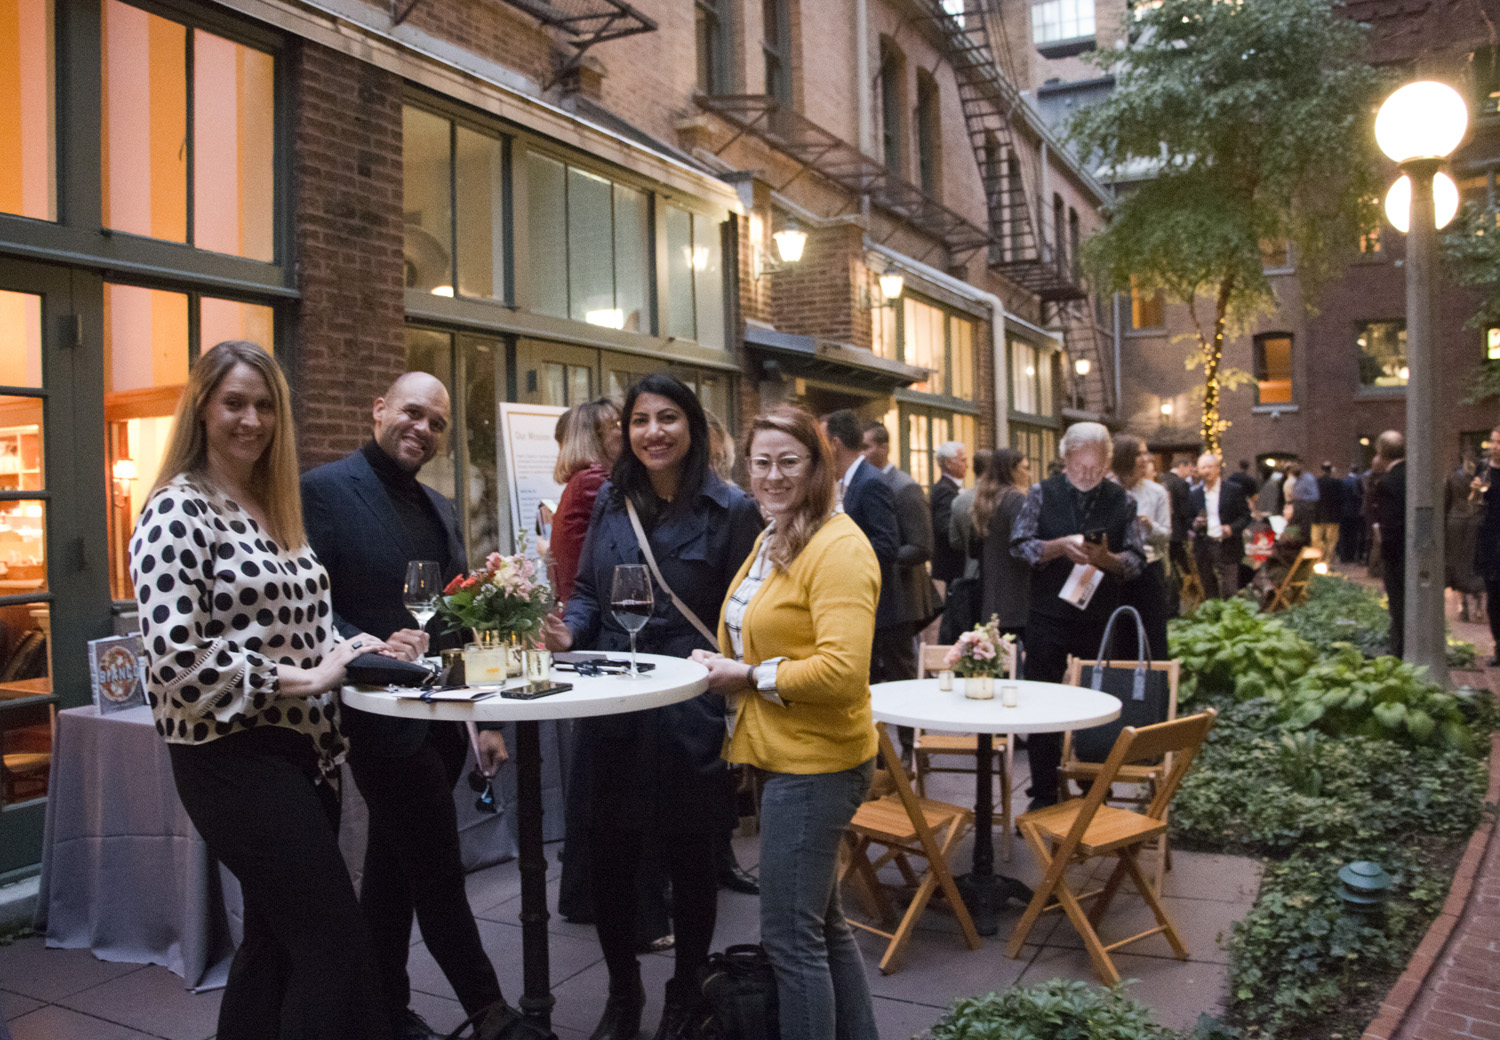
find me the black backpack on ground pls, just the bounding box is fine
[698,944,779,1040]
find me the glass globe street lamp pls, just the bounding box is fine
[1377,79,1468,686]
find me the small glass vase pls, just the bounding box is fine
[464,629,523,684]
[963,674,995,700]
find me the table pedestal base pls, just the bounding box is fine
[955,871,1033,936]
[515,720,558,1039]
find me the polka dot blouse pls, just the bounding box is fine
[128,474,347,774]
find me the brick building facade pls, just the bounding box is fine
[0,0,1110,868]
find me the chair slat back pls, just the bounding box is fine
[918,641,1018,680]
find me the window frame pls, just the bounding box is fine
[914,70,941,199]
[762,0,791,108]
[879,39,905,176]
[1355,318,1408,395]
[695,0,730,96]
[1251,330,1294,406]
[888,289,981,408]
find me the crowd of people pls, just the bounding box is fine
[127,338,1498,1040]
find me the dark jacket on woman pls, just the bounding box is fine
[562,475,763,835]
[979,485,1031,629]
[1474,464,1500,581]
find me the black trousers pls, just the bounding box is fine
[1117,561,1171,661]
[1487,576,1500,652]
[872,622,919,752]
[590,827,717,992]
[349,723,503,1022]
[1195,536,1241,599]
[168,729,391,1040]
[1384,554,1405,658]
[1021,619,1100,807]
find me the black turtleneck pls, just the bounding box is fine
[361,440,454,575]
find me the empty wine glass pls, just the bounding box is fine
[403,560,443,636]
[610,564,653,679]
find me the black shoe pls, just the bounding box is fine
[590,973,645,1040]
[650,979,701,1040]
[468,1000,528,1040]
[394,1009,445,1040]
[717,850,760,895]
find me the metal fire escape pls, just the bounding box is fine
[394,0,657,77]
[912,0,1115,416]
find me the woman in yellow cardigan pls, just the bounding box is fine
[691,406,880,1040]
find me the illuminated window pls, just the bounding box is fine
[102,283,275,598]
[902,408,975,489]
[1253,332,1293,404]
[666,206,726,350]
[1486,326,1500,361]
[403,104,508,302]
[101,0,274,260]
[1009,422,1057,481]
[1130,280,1164,330]
[1359,225,1382,255]
[1356,320,1407,390]
[1032,0,1094,45]
[527,153,649,333]
[0,0,56,221]
[1010,338,1054,417]
[894,294,976,399]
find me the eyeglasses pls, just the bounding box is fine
[748,454,809,476]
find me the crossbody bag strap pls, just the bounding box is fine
[624,498,719,646]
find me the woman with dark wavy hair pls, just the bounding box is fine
[543,373,762,1040]
[972,447,1033,640]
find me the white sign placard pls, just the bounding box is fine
[499,402,567,559]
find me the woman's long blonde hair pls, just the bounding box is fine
[744,407,836,570]
[553,397,620,485]
[151,340,305,549]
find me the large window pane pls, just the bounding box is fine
[614,185,649,333]
[568,168,615,327]
[0,0,56,221]
[102,0,187,243]
[950,315,973,400]
[404,106,453,295]
[104,284,188,395]
[192,29,273,260]
[527,154,568,319]
[1357,320,1407,390]
[462,338,501,561]
[199,297,274,351]
[694,213,725,350]
[456,127,504,300]
[666,206,695,340]
[0,291,42,388]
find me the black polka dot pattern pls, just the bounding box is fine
[128,475,346,771]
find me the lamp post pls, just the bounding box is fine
[1375,81,1468,685]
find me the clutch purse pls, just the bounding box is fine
[344,652,440,688]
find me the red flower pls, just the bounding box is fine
[443,574,465,595]
[461,576,480,589]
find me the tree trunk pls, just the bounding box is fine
[1200,277,1235,457]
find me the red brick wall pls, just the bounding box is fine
[288,41,409,469]
[770,223,868,346]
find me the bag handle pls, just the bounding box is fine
[625,498,719,647]
[1088,604,1150,701]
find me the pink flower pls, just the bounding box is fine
[485,552,504,572]
[943,646,962,668]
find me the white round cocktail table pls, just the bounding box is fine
[343,653,708,1038]
[870,679,1121,936]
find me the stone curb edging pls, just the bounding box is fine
[1359,728,1500,1040]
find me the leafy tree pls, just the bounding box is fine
[1069,0,1384,454]
[1441,202,1500,403]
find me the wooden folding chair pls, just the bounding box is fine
[1264,546,1321,613]
[843,724,983,974]
[912,641,1018,860]
[1006,709,1218,985]
[1057,657,1180,893]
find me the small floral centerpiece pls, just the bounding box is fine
[944,617,1013,699]
[437,542,552,681]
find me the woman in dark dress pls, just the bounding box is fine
[972,447,1033,641]
[542,374,763,1040]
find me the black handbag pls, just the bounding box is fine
[938,575,982,644]
[699,944,780,1040]
[343,652,439,688]
[1071,606,1172,763]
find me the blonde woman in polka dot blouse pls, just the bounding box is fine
[128,341,394,1040]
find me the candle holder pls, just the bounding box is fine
[964,675,994,700]
[1001,684,1019,708]
[938,670,954,691]
[524,647,553,683]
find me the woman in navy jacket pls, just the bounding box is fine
[543,373,762,1040]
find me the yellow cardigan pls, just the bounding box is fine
[717,512,880,774]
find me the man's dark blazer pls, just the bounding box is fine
[1189,479,1252,542]
[1373,460,1406,564]
[1162,471,1194,543]
[301,448,466,758]
[929,475,964,583]
[886,468,940,628]
[841,458,901,630]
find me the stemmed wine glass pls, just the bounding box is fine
[403,561,443,645]
[610,564,653,680]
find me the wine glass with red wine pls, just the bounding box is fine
[610,564,652,679]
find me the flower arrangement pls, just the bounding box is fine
[437,543,552,644]
[944,617,1014,678]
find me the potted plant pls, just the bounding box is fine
[437,543,552,681]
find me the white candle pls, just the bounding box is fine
[938,670,954,691]
[1001,684,1019,708]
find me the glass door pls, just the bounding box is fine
[0,260,109,876]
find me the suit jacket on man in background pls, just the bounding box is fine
[929,473,964,585]
[1373,459,1407,657]
[873,466,939,689]
[840,456,901,631]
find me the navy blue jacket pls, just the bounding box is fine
[841,459,900,629]
[562,474,763,835]
[301,449,467,758]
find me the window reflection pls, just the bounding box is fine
[101,1,274,259]
[0,0,56,222]
[404,107,454,295]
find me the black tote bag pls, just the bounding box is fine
[1071,606,1172,763]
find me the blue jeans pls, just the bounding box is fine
[759,759,879,1040]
